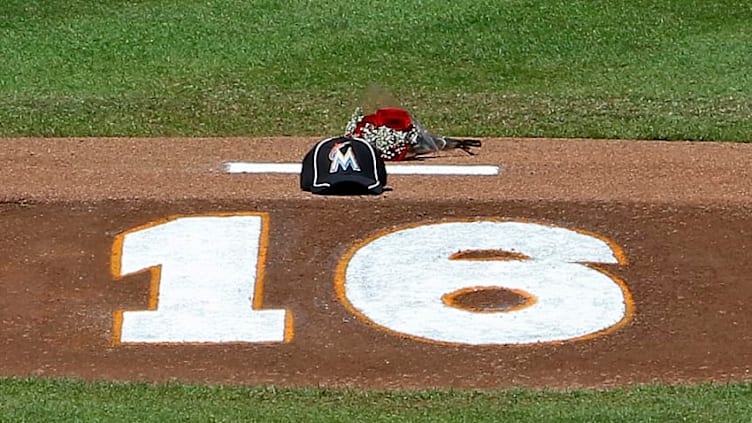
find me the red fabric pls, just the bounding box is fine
[348,107,414,161]
[354,108,414,134]
[390,146,410,161]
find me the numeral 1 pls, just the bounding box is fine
[111,214,292,344]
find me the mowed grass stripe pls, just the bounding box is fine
[2,377,752,422]
[0,0,750,139]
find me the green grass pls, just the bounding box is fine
[2,377,752,422]
[1,0,751,139]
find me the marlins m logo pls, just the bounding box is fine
[328,141,361,173]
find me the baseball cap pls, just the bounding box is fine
[300,136,388,195]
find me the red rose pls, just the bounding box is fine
[355,107,414,134]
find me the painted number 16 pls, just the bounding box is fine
[111,213,633,346]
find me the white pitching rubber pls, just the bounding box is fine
[224,162,500,176]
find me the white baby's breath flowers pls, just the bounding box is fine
[344,108,364,136]
[345,107,421,160]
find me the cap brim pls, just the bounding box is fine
[311,174,383,195]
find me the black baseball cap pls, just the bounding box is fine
[300,136,388,195]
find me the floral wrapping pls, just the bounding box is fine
[344,107,423,161]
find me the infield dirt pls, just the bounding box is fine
[1,137,751,390]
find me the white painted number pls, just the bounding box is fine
[112,215,633,346]
[339,221,632,345]
[112,214,290,344]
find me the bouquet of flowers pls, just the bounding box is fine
[344,107,482,161]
